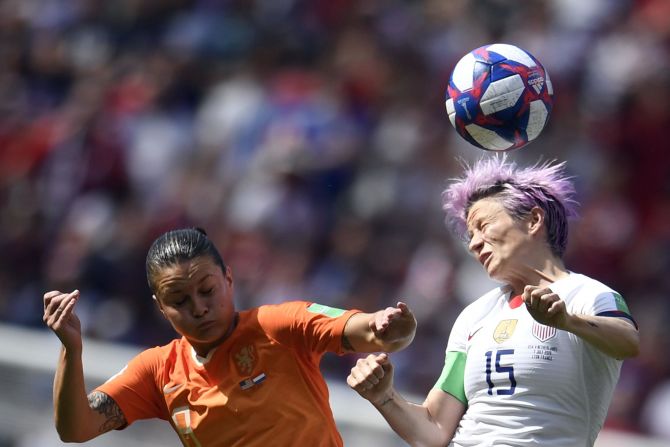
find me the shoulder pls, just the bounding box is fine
[255,300,305,320]
[554,273,618,300]
[251,301,309,333]
[256,300,348,320]
[459,286,508,320]
[131,339,184,370]
[555,273,631,317]
[451,286,508,331]
[257,300,311,312]
[446,287,507,351]
[565,272,614,290]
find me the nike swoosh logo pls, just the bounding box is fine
[163,384,183,394]
[467,326,483,341]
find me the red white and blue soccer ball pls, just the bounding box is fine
[445,43,553,151]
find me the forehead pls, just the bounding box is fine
[466,198,507,227]
[155,257,220,289]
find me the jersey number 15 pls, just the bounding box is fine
[485,349,516,395]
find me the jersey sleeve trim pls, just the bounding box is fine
[433,351,467,405]
[595,310,638,329]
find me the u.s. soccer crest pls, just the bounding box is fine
[532,321,557,342]
[493,319,518,343]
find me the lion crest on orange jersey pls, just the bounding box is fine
[234,345,257,376]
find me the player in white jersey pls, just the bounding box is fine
[346,156,639,447]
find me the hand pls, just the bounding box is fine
[43,290,83,351]
[347,353,394,405]
[522,285,568,329]
[370,301,417,345]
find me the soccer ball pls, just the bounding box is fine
[445,43,553,151]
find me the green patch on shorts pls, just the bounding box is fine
[307,303,346,318]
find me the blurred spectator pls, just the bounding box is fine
[0,0,668,436]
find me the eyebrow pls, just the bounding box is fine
[466,210,481,228]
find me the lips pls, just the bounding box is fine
[479,252,491,267]
[197,320,217,331]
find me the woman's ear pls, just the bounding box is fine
[153,294,167,318]
[223,265,234,288]
[528,206,545,235]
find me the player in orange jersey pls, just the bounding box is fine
[43,227,417,446]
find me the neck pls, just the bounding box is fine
[508,258,569,295]
[192,312,239,358]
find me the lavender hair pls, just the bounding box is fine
[442,155,579,258]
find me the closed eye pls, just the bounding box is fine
[173,297,188,307]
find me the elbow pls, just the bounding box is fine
[407,437,450,447]
[623,336,640,359]
[626,335,640,358]
[57,432,84,443]
[55,423,93,443]
[615,331,640,360]
[615,345,639,360]
[382,333,416,353]
[625,328,641,358]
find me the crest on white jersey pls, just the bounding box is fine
[493,319,518,343]
[532,321,557,342]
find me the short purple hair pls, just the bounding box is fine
[442,155,579,258]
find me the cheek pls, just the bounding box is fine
[482,228,502,245]
[214,298,233,315]
[163,309,188,327]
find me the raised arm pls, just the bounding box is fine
[348,353,465,446]
[523,286,640,359]
[342,302,417,353]
[44,290,127,442]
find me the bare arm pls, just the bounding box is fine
[347,354,465,446]
[562,314,639,359]
[44,290,127,442]
[523,286,640,359]
[342,302,417,353]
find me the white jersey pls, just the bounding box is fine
[441,272,633,447]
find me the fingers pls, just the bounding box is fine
[373,302,413,333]
[523,285,565,326]
[347,353,391,391]
[396,301,410,314]
[523,286,555,310]
[545,299,565,318]
[43,290,79,327]
[43,290,62,302]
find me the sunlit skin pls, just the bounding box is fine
[466,198,569,295]
[153,257,236,357]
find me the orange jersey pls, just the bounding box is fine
[96,301,360,447]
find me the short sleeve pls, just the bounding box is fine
[95,348,168,426]
[434,351,467,404]
[446,308,470,354]
[257,301,360,355]
[576,290,637,329]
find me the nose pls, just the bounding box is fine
[191,296,209,318]
[468,232,483,254]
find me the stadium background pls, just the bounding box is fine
[0,0,669,444]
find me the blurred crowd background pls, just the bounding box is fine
[1,0,669,440]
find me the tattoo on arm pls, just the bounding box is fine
[587,321,599,328]
[87,391,127,433]
[378,393,394,407]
